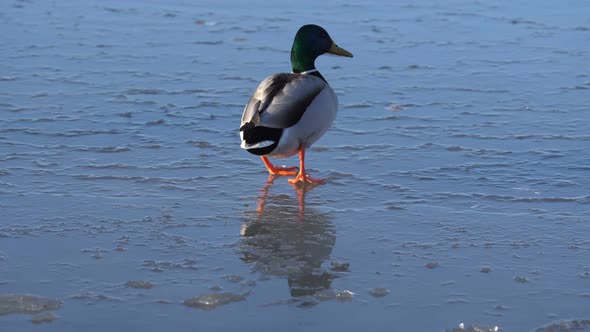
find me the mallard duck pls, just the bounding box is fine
[240,24,353,184]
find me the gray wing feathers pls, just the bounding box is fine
[241,74,326,129]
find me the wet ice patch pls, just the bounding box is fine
[222,274,243,283]
[369,288,390,298]
[0,294,62,316]
[70,292,122,303]
[447,323,499,332]
[480,266,493,273]
[335,290,354,302]
[313,289,337,302]
[183,293,246,310]
[80,248,107,259]
[534,319,590,332]
[425,262,440,269]
[125,280,153,289]
[330,261,350,272]
[31,312,58,324]
[141,259,199,272]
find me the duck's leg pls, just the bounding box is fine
[261,156,298,176]
[288,147,326,185]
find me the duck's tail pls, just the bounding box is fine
[239,122,282,156]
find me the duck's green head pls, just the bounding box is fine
[291,24,353,73]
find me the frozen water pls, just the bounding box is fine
[1,0,589,330]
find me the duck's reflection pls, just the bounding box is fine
[240,176,337,302]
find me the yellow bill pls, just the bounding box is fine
[328,42,353,57]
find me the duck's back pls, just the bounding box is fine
[241,74,328,128]
[240,73,338,158]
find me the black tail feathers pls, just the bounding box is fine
[240,122,282,156]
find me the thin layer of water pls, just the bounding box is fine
[1,0,589,331]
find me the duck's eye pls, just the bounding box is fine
[320,32,329,39]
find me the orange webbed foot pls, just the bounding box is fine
[288,173,326,185]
